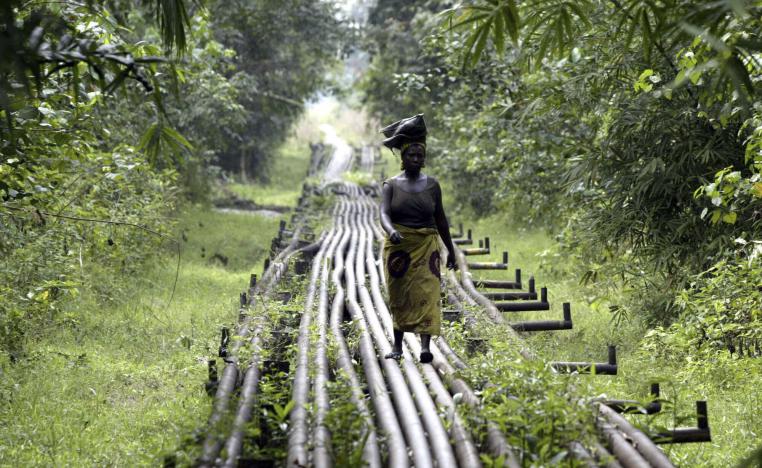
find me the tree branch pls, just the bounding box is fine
[0,204,176,243]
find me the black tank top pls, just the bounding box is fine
[385,176,438,228]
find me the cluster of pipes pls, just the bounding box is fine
[175,144,711,467]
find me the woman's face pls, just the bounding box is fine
[402,145,425,171]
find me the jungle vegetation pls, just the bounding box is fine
[361,0,761,355]
[0,0,343,360]
[1,0,760,464]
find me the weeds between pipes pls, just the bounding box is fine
[440,298,609,465]
[219,265,310,464]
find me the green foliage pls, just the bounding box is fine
[0,147,177,359]
[0,0,341,360]
[324,370,371,466]
[0,1,187,358]
[362,0,762,323]
[642,246,762,359]
[441,326,600,465]
[207,0,344,181]
[462,213,762,465]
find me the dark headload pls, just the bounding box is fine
[380,114,427,152]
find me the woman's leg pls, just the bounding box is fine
[385,329,404,359]
[393,329,404,353]
[420,334,431,352]
[420,334,433,363]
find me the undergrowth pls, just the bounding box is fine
[0,206,281,465]
[452,212,762,466]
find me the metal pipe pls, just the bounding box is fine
[218,327,229,358]
[312,203,347,467]
[361,198,521,468]
[598,403,674,467]
[362,199,465,464]
[219,216,309,466]
[551,345,618,375]
[328,211,381,467]
[654,401,711,444]
[198,360,239,465]
[435,337,468,370]
[286,208,339,466]
[605,383,662,414]
[462,247,490,255]
[496,300,551,312]
[568,441,598,468]
[483,291,538,300]
[473,269,522,289]
[344,204,412,467]
[199,214,306,466]
[354,201,438,468]
[222,328,263,467]
[511,302,573,332]
[597,417,652,468]
[468,261,508,270]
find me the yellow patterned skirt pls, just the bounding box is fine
[384,223,441,335]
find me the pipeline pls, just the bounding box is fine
[286,202,341,466]
[355,209,457,468]
[598,404,674,467]
[312,202,347,467]
[445,223,677,466]
[345,196,436,468]
[201,172,693,467]
[346,192,440,467]
[345,219,412,467]
[357,199,470,467]
[327,198,382,468]
[198,212,307,466]
[221,224,324,466]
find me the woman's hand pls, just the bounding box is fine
[389,230,403,244]
[446,251,457,270]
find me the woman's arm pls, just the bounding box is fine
[433,181,457,270]
[380,182,402,244]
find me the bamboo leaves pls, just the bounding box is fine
[138,120,194,168]
[441,0,592,68]
[441,0,520,66]
[153,0,194,54]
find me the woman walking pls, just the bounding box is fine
[379,114,457,363]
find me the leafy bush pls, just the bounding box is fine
[0,149,176,360]
[641,243,762,359]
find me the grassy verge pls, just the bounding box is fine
[455,213,761,466]
[0,205,285,465]
[226,135,312,207]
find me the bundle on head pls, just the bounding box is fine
[380,114,427,153]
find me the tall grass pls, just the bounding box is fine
[0,206,286,465]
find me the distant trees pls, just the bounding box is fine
[204,0,342,181]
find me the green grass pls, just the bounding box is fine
[227,136,313,207]
[457,212,762,466]
[0,206,283,465]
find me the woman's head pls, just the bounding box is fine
[401,142,426,171]
[379,114,428,171]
